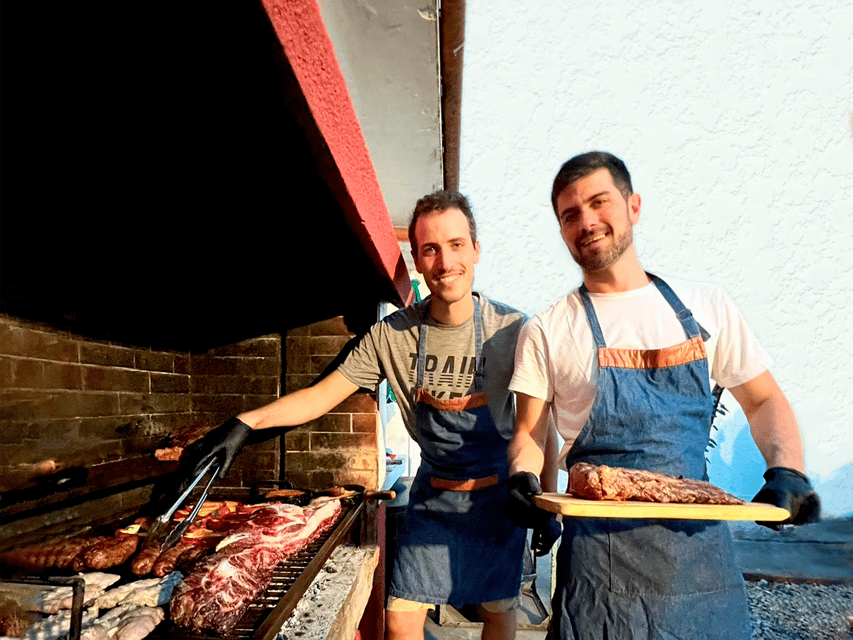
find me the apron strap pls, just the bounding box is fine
[578,275,710,348]
[578,285,608,348]
[648,274,711,341]
[472,298,485,391]
[416,295,485,392]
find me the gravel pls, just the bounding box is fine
[746,579,853,640]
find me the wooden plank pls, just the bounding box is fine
[533,494,789,521]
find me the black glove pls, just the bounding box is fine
[180,416,253,482]
[752,467,821,530]
[531,515,562,557]
[507,472,551,529]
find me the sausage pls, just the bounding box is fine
[0,537,107,573]
[52,538,93,569]
[152,541,192,577]
[69,537,113,571]
[82,535,139,570]
[130,545,161,576]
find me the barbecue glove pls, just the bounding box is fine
[180,416,253,482]
[752,467,821,530]
[531,515,562,557]
[507,471,552,529]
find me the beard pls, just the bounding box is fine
[572,224,633,273]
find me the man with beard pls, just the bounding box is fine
[504,151,820,639]
[172,190,559,640]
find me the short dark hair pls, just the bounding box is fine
[408,190,478,257]
[551,151,633,214]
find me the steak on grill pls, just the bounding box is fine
[569,462,744,504]
[170,498,342,634]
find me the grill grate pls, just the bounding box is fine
[147,496,363,640]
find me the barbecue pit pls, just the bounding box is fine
[0,454,388,640]
[0,279,408,640]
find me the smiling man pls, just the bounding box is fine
[505,151,820,640]
[556,166,639,277]
[172,190,556,640]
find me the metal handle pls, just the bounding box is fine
[161,461,220,551]
[364,490,396,501]
[160,457,217,523]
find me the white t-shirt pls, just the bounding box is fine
[509,277,772,466]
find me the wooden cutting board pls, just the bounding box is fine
[533,493,790,521]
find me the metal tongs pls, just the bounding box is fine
[144,457,221,553]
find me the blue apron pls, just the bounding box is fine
[548,276,752,640]
[388,299,526,605]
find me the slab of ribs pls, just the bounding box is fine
[170,497,342,635]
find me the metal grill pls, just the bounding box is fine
[147,496,363,640]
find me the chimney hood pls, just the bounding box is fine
[1,0,412,352]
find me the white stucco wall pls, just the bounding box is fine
[459,0,853,516]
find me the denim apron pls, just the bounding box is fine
[388,299,526,605]
[549,276,752,640]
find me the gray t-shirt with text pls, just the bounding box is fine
[337,294,526,443]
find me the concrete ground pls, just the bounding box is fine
[425,618,545,640]
[424,541,552,640]
[423,516,853,639]
[730,515,853,584]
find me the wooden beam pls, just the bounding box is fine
[440,0,466,192]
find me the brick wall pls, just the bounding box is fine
[190,338,282,488]
[0,314,281,491]
[0,312,383,547]
[283,317,383,490]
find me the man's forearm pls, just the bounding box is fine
[510,392,552,477]
[239,370,359,431]
[747,394,805,472]
[238,391,319,430]
[731,371,805,473]
[540,418,559,492]
[508,431,546,477]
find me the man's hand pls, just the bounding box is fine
[180,416,253,481]
[531,516,561,557]
[507,472,551,529]
[752,467,821,530]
